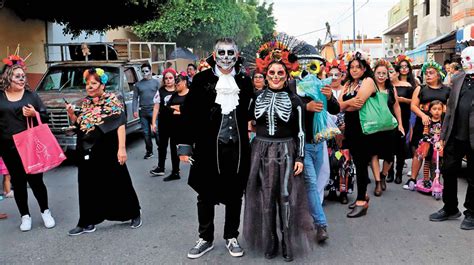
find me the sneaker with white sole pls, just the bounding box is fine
[225,238,244,257]
[68,225,96,236]
[20,215,32,231]
[187,238,214,259]
[41,209,55,229]
[403,179,416,190]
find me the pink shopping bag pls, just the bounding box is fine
[13,112,66,174]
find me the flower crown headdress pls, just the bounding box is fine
[395,54,413,66]
[372,59,394,71]
[83,68,108,84]
[421,61,446,79]
[345,50,371,65]
[2,45,31,70]
[325,59,347,73]
[255,41,299,74]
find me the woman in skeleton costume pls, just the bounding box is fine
[244,41,315,262]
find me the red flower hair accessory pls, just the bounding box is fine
[325,59,347,73]
[255,41,299,74]
[2,55,26,69]
[162,68,177,77]
[395,54,413,66]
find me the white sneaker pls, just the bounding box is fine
[41,209,56,229]
[20,215,32,231]
[4,190,14,198]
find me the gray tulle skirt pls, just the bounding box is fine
[243,136,316,256]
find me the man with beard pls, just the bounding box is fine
[178,38,253,259]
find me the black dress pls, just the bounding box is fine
[411,85,450,148]
[366,86,397,159]
[244,87,315,256]
[75,93,141,228]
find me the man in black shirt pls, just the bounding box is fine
[429,47,474,230]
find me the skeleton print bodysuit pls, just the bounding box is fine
[254,87,305,161]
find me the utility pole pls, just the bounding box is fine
[408,0,414,50]
[353,0,356,50]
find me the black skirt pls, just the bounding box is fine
[76,128,141,227]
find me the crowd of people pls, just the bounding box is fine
[0,36,473,262]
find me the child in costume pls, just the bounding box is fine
[414,100,444,192]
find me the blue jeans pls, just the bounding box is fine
[303,142,328,226]
[139,106,159,154]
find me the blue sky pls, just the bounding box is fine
[270,0,399,45]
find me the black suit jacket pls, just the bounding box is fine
[441,72,474,149]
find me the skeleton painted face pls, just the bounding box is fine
[266,63,287,89]
[11,68,26,89]
[141,67,152,79]
[461,46,474,74]
[214,43,238,71]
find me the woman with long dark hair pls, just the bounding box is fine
[338,51,374,218]
[385,65,414,184]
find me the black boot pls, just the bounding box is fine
[325,190,338,201]
[380,172,387,191]
[281,237,293,262]
[394,173,403,184]
[264,233,279,259]
[339,192,349,204]
[386,167,394,183]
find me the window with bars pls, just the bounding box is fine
[441,0,451,16]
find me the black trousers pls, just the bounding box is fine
[352,150,371,201]
[197,141,242,242]
[2,144,49,216]
[197,195,242,242]
[442,138,474,216]
[158,124,179,173]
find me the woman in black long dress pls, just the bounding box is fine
[66,68,141,236]
[385,65,414,184]
[244,57,314,261]
[403,62,450,190]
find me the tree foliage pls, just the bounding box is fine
[133,0,271,51]
[240,1,276,67]
[4,0,165,37]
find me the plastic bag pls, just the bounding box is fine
[297,74,341,143]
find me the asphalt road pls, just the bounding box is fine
[0,133,472,264]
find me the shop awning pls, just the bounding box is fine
[456,23,474,43]
[406,31,456,65]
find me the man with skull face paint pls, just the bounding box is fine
[132,63,160,159]
[178,38,253,259]
[429,46,474,230]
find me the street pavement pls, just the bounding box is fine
[0,133,472,264]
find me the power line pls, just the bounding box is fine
[295,27,327,37]
[336,0,370,24]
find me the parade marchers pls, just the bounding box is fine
[0,36,473,262]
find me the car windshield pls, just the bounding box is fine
[36,66,120,92]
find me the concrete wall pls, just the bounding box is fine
[452,0,474,28]
[416,0,453,44]
[0,8,46,87]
